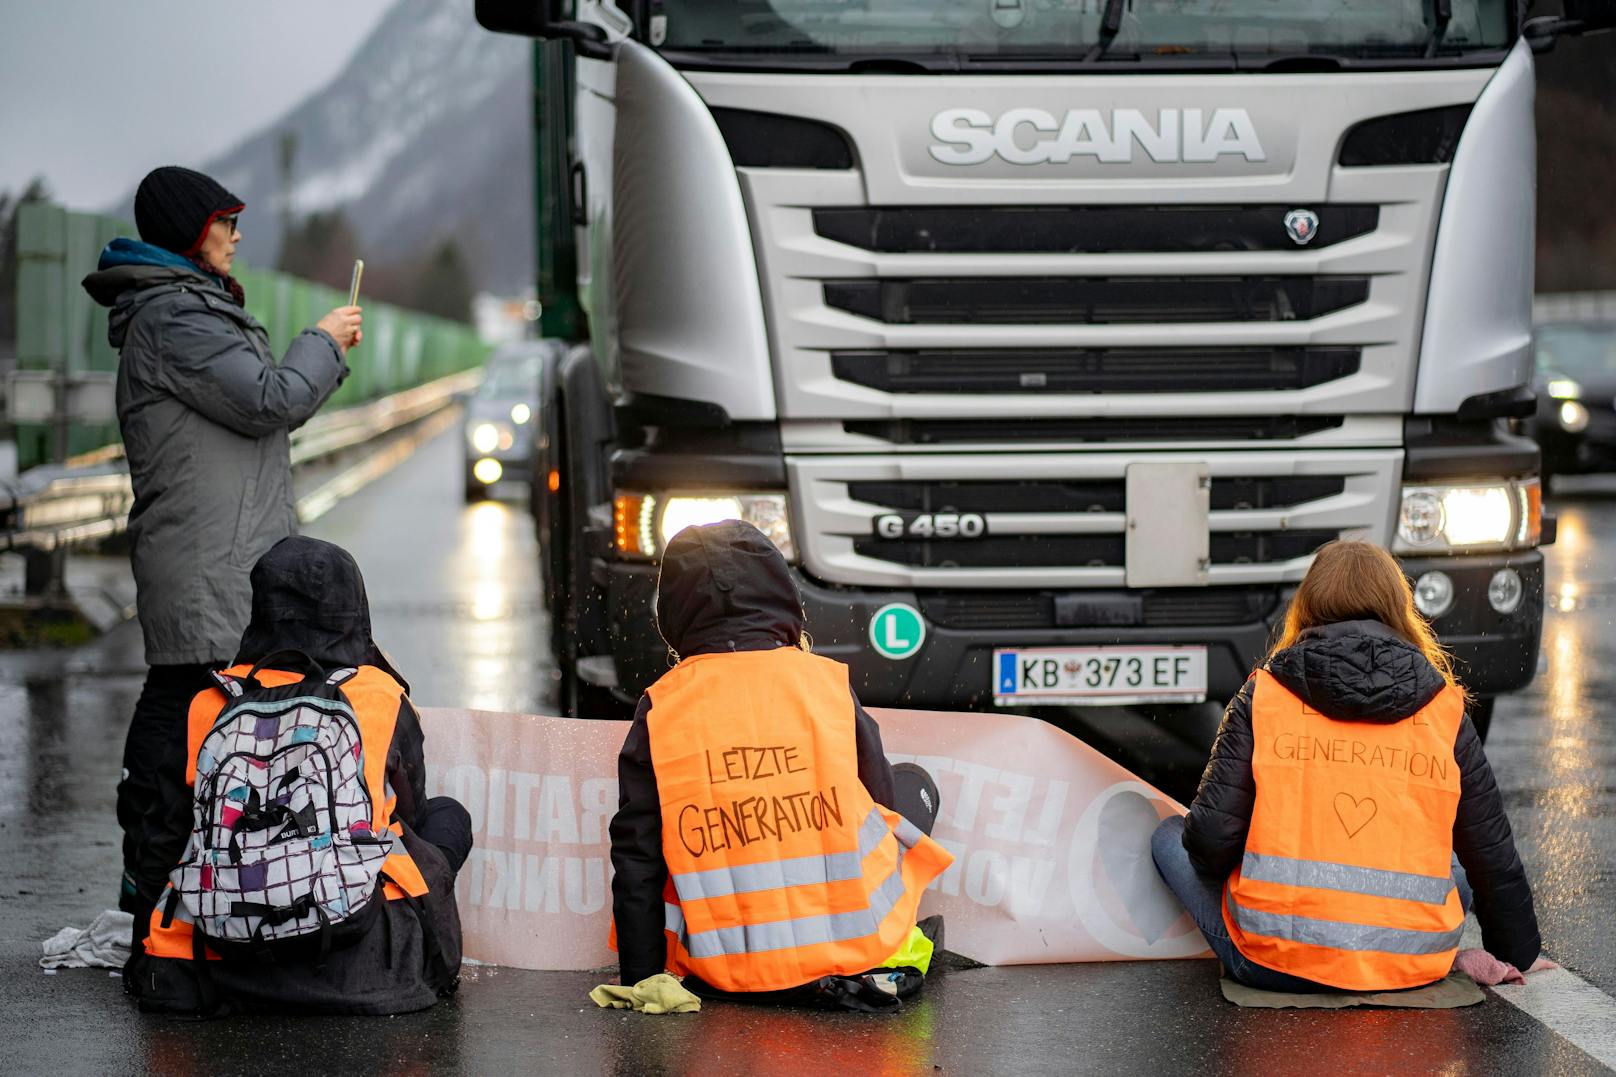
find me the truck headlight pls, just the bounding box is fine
[1393,479,1541,554]
[613,491,795,561]
[1547,378,1582,400]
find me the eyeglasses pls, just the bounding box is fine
[216,214,240,234]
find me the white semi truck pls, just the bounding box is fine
[475,1,1611,732]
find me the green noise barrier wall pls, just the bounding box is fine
[12,202,490,470]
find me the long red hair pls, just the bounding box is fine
[1268,540,1463,695]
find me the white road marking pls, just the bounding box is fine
[1492,968,1616,1070]
[1465,915,1616,1066]
[296,408,460,523]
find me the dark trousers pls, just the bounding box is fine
[416,796,474,875]
[118,663,217,916]
[1151,815,1472,993]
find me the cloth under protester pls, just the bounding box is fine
[590,974,703,1014]
[1219,970,1485,1009]
[40,910,133,970]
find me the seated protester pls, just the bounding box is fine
[1152,540,1545,993]
[128,537,471,1016]
[609,521,953,1010]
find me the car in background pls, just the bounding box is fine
[462,343,552,502]
[1532,321,1616,489]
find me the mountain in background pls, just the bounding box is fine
[112,0,534,299]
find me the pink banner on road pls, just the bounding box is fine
[420,707,1209,971]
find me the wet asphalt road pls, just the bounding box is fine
[2,426,1615,1074]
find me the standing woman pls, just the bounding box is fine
[82,166,361,936]
[1152,540,1546,992]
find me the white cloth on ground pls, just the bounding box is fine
[40,910,133,970]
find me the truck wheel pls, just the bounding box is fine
[1467,697,1495,743]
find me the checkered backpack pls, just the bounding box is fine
[164,651,395,961]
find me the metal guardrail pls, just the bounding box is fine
[0,368,480,555]
[1534,291,1616,325]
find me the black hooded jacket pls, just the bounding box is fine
[236,536,427,830]
[609,522,898,985]
[1183,620,1541,970]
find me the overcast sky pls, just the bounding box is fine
[0,0,396,208]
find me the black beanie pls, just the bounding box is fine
[134,166,244,256]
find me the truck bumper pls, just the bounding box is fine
[1399,550,1544,697]
[601,548,1544,707]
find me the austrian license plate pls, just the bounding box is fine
[993,645,1208,707]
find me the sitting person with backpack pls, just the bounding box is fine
[128,537,471,1016]
[609,520,953,1011]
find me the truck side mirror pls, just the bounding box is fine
[474,0,610,49]
[1525,0,1616,50]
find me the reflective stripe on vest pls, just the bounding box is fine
[642,647,953,992]
[1223,669,1465,992]
[1224,889,1465,956]
[1240,851,1457,906]
[670,808,892,903]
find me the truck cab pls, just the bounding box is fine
[478,1,1609,729]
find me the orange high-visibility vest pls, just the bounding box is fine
[1223,670,1466,991]
[145,664,430,960]
[641,647,953,993]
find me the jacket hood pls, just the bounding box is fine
[1266,619,1447,722]
[655,520,804,658]
[234,536,409,692]
[82,238,220,347]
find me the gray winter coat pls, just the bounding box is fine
[83,264,346,665]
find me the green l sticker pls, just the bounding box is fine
[869,603,926,660]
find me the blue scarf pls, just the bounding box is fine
[96,237,242,303]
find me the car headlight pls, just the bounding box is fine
[1547,378,1582,400]
[1559,400,1590,433]
[511,403,532,425]
[470,421,515,453]
[1393,479,1541,554]
[612,491,795,561]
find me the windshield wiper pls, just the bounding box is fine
[1424,0,1452,57]
[1085,0,1127,62]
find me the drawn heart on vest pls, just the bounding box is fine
[1333,793,1378,838]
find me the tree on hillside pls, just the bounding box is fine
[0,177,52,351]
[408,239,475,324]
[276,207,361,293]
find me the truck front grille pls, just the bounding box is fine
[787,450,1399,590]
[824,276,1370,325]
[848,476,1346,514]
[813,205,1379,254]
[855,530,1336,569]
[845,416,1344,445]
[829,346,1362,395]
[920,588,1281,630]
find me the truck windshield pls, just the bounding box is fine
[653,0,1513,69]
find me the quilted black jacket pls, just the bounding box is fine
[1182,619,1541,970]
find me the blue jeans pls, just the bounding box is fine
[1150,815,1472,994]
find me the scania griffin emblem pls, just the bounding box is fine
[1284,208,1320,246]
